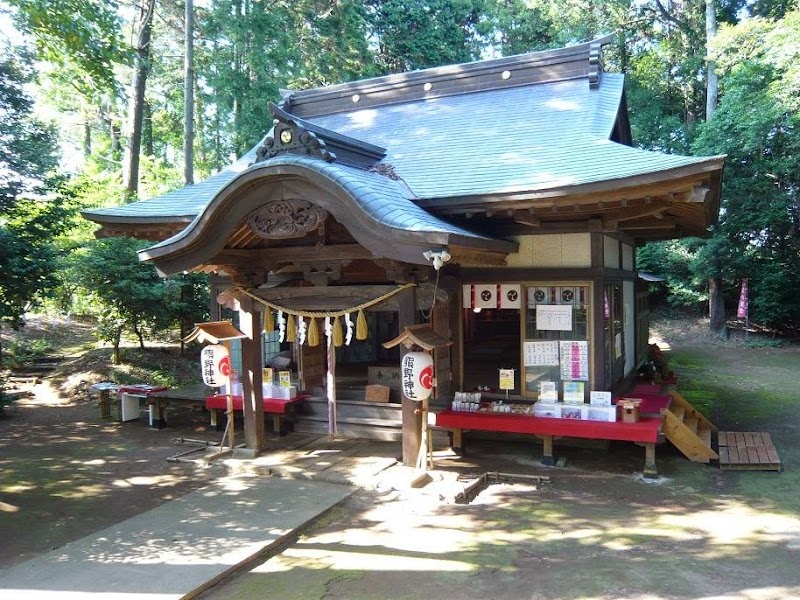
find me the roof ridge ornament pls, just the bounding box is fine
[255,106,337,164]
[253,103,386,168]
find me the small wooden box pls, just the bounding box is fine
[618,398,642,423]
[365,384,390,403]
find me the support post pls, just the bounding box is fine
[398,288,421,467]
[327,325,337,438]
[541,435,555,466]
[238,295,265,454]
[643,442,658,478]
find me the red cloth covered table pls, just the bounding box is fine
[435,409,664,476]
[205,394,308,434]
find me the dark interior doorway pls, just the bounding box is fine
[462,308,521,393]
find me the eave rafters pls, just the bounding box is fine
[438,172,718,241]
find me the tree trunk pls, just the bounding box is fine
[705,0,718,120]
[83,120,91,158]
[706,0,726,338]
[184,0,195,185]
[110,119,122,161]
[133,323,145,349]
[709,276,729,339]
[113,326,123,365]
[143,101,153,156]
[122,0,155,201]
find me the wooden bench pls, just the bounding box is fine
[435,409,665,476]
[205,394,307,435]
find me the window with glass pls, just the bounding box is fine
[523,285,590,399]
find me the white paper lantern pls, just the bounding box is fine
[401,351,434,401]
[200,344,230,387]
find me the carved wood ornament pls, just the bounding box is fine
[255,121,336,163]
[245,198,328,239]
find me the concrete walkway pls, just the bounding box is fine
[0,464,356,599]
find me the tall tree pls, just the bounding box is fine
[693,9,800,334]
[0,51,71,327]
[122,0,156,200]
[183,0,194,185]
[704,0,728,338]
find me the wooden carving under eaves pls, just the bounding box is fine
[382,323,453,351]
[253,103,387,168]
[245,198,328,239]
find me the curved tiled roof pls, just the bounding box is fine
[141,154,516,275]
[83,38,724,250]
[84,73,718,226]
[306,75,718,202]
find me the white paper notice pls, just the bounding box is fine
[536,305,573,331]
[524,341,560,366]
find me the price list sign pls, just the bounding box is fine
[559,340,589,381]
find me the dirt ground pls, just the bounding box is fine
[2,314,800,599]
[0,378,225,568]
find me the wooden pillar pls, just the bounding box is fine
[398,288,420,467]
[327,328,337,438]
[590,230,606,391]
[238,295,265,454]
[643,442,658,478]
[540,435,555,466]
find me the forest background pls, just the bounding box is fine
[1,0,799,368]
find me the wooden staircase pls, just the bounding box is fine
[293,388,449,446]
[660,390,719,464]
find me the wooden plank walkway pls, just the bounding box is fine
[718,431,781,471]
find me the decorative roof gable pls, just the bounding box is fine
[254,103,386,169]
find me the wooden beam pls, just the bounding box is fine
[605,203,667,225]
[215,244,373,265]
[512,209,540,228]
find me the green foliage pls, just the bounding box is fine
[72,237,208,362]
[690,9,800,333]
[0,51,60,213]
[1,337,53,369]
[636,239,709,307]
[0,50,76,327]
[482,0,558,55]
[365,0,485,73]
[7,0,128,96]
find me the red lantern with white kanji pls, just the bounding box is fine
[401,351,434,401]
[201,344,230,387]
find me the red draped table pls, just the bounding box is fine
[435,402,667,476]
[205,394,308,434]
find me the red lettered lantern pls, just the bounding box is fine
[201,344,230,387]
[401,351,434,401]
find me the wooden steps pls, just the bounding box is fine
[293,394,449,445]
[658,390,781,472]
[718,431,781,471]
[660,391,718,464]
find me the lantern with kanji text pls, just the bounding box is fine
[201,344,231,387]
[401,351,434,401]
